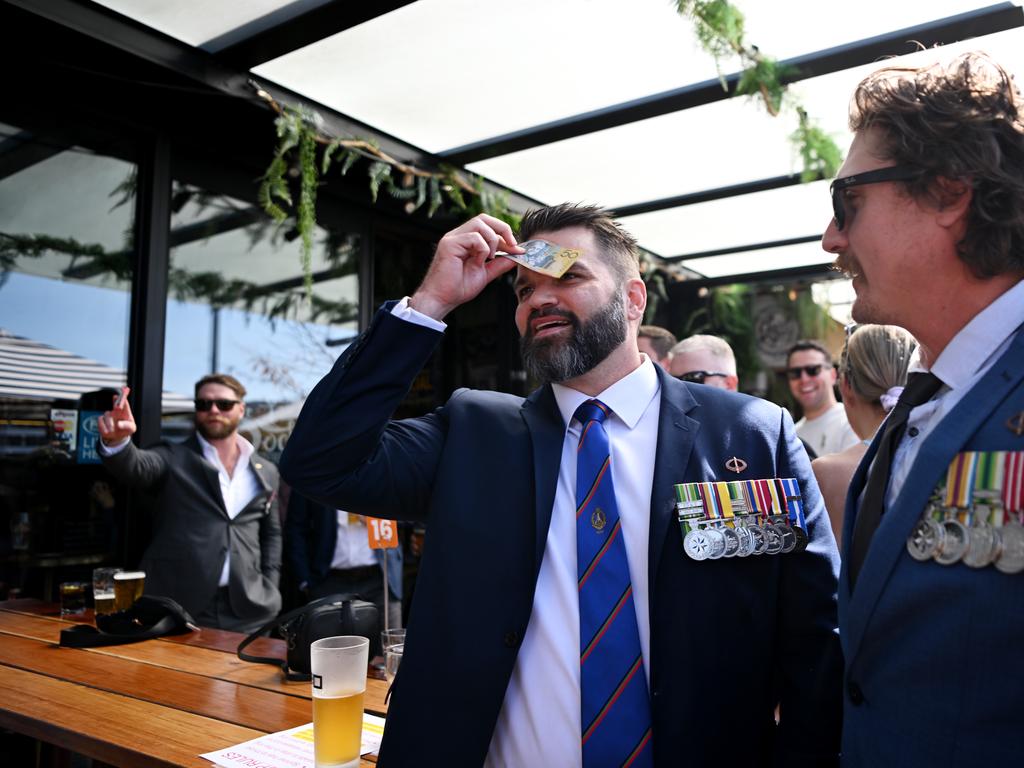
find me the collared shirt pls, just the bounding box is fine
[395,298,662,766]
[195,433,263,586]
[330,512,379,570]
[487,361,661,767]
[884,278,1024,507]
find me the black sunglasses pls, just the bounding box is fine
[194,398,241,412]
[677,370,730,384]
[786,364,830,380]
[830,165,922,230]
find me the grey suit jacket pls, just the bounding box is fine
[102,434,282,624]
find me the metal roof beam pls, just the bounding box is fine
[3,0,543,215]
[611,173,820,218]
[665,234,822,262]
[212,1,419,70]
[439,3,1024,165]
[682,263,842,289]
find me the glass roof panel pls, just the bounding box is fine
[677,239,832,279]
[92,0,333,50]
[619,180,831,258]
[253,0,995,153]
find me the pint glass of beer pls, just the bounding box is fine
[113,570,145,612]
[310,635,368,768]
[92,567,122,615]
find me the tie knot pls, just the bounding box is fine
[575,399,611,426]
[899,372,944,408]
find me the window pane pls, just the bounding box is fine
[0,122,135,579]
[163,177,361,459]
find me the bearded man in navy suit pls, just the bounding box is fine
[822,53,1024,766]
[282,204,841,766]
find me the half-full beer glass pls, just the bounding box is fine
[92,567,121,615]
[310,635,368,768]
[113,570,145,612]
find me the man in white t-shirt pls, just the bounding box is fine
[786,340,859,457]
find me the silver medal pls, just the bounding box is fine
[995,521,1024,574]
[733,525,755,557]
[720,527,741,558]
[705,528,728,560]
[764,524,784,555]
[962,525,1001,569]
[907,518,945,562]
[748,525,768,555]
[934,519,969,565]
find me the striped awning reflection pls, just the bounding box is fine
[0,329,194,412]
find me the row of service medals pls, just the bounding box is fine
[906,450,1024,574]
[676,478,809,561]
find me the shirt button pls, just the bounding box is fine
[908,427,920,437]
[847,681,864,706]
[503,631,519,648]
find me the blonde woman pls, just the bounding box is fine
[812,324,915,546]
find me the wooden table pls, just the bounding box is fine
[0,599,389,767]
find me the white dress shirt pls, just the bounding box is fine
[485,359,661,768]
[195,433,262,586]
[884,278,1024,507]
[394,297,662,766]
[330,512,379,570]
[100,432,263,587]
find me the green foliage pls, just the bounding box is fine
[0,231,358,326]
[675,0,842,176]
[791,108,843,181]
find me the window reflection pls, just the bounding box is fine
[0,122,137,589]
[163,179,361,460]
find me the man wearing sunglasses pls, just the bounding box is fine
[786,340,859,458]
[96,374,282,634]
[669,334,739,391]
[822,53,1024,767]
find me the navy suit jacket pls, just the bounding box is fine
[281,304,842,767]
[284,492,402,599]
[839,327,1024,767]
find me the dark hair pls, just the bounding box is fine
[850,52,1024,278]
[786,339,832,366]
[637,325,678,358]
[517,203,640,282]
[195,373,246,400]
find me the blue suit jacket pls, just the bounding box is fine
[281,304,842,767]
[284,492,402,599]
[839,328,1024,767]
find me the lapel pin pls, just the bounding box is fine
[725,456,748,474]
[1007,412,1024,437]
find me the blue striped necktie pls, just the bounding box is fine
[574,399,653,768]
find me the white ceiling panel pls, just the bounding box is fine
[92,0,333,50]
[252,0,996,154]
[677,239,833,279]
[619,179,832,258]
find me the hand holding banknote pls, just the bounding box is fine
[410,214,522,320]
[499,240,580,278]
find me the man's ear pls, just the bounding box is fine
[625,277,646,321]
[933,176,972,228]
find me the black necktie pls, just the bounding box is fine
[849,372,944,587]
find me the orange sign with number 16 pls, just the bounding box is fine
[366,517,398,549]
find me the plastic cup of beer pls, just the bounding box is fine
[113,570,145,612]
[92,567,122,616]
[59,581,87,617]
[310,635,368,768]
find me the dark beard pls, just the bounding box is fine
[196,418,238,441]
[519,293,627,383]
